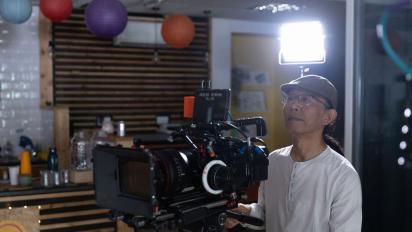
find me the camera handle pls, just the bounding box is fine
[195,209,264,232]
[225,211,264,227]
[232,117,267,137]
[108,210,148,231]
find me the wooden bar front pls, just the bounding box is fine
[0,185,116,231]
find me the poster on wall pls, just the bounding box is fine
[232,66,271,87]
[237,91,266,112]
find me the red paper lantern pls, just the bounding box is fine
[161,15,195,49]
[40,0,72,22]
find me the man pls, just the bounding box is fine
[226,75,362,232]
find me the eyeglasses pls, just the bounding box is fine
[282,94,331,109]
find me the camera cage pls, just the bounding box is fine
[93,89,268,231]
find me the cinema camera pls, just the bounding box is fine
[93,89,269,231]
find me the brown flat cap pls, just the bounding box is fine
[280,74,337,109]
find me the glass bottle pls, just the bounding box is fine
[47,147,59,171]
[101,117,114,134]
[71,131,90,170]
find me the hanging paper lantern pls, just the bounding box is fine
[40,0,72,22]
[85,0,128,39]
[0,0,32,24]
[161,15,195,49]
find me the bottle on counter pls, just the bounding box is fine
[101,117,114,134]
[3,141,13,158]
[71,131,91,170]
[47,147,59,171]
[19,150,32,186]
[20,150,32,176]
[90,130,112,147]
[117,121,126,137]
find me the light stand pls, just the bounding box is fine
[299,66,310,77]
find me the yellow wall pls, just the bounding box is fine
[231,33,291,151]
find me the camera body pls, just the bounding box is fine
[93,89,269,230]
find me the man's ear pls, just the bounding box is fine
[323,109,337,126]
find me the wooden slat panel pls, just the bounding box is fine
[53,10,209,134]
[56,52,154,59]
[40,209,110,220]
[69,108,183,113]
[54,65,207,72]
[56,97,184,102]
[55,44,208,55]
[53,26,208,35]
[73,120,156,127]
[0,188,115,232]
[55,52,207,61]
[121,127,158,132]
[82,229,115,232]
[39,218,112,230]
[55,89,198,94]
[54,31,209,39]
[71,114,171,121]
[70,114,181,121]
[0,190,95,203]
[55,84,200,90]
[81,229,115,232]
[54,58,207,67]
[40,200,97,210]
[57,103,182,108]
[55,78,203,84]
[55,71,207,78]
[54,38,207,48]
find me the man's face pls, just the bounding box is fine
[282,89,336,136]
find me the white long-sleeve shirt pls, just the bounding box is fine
[247,145,362,232]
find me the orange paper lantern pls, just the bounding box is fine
[161,15,195,49]
[20,150,32,176]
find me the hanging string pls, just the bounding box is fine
[203,10,211,64]
[153,7,160,63]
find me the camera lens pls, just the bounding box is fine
[153,149,199,196]
[208,164,229,192]
[201,160,231,195]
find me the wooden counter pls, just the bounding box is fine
[0,183,116,231]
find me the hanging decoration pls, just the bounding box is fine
[377,0,412,168]
[375,28,400,55]
[376,0,410,75]
[0,0,32,24]
[40,0,73,22]
[161,14,195,49]
[85,0,128,39]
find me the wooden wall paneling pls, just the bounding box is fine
[52,10,210,135]
[39,13,54,108]
[53,106,71,170]
[0,189,116,231]
[117,221,134,232]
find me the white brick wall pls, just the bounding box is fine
[0,7,53,157]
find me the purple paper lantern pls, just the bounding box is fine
[85,0,128,39]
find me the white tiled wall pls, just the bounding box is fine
[0,7,53,157]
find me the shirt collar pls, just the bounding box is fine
[288,145,330,165]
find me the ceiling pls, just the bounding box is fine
[66,0,342,21]
[31,0,394,21]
